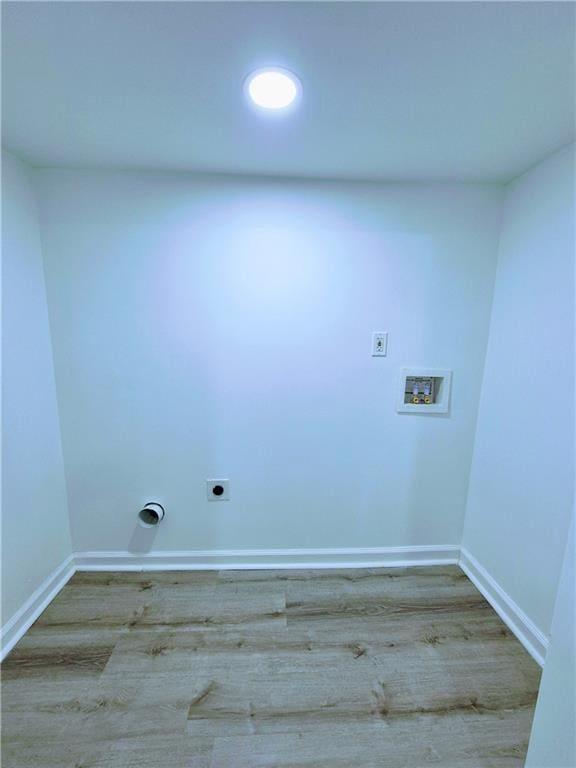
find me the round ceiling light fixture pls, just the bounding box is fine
[245,67,301,111]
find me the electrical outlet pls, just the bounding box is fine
[206,479,230,501]
[371,332,388,357]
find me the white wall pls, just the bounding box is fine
[526,511,575,768]
[34,170,502,554]
[462,144,575,637]
[1,150,71,625]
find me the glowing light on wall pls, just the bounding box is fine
[245,68,301,111]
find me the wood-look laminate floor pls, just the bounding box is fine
[1,567,541,768]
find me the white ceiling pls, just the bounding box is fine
[2,1,574,182]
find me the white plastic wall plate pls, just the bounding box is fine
[206,479,230,501]
[396,368,452,414]
[371,332,388,357]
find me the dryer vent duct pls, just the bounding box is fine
[138,502,165,528]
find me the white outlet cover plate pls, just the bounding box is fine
[371,332,388,357]
[206,479,230,501]
[396,368,452,414]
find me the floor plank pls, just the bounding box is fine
[1,566,541,767]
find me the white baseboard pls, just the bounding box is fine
[1,555,76,661]
[73,544,460,571]
[459,547,548,667]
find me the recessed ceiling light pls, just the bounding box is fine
[245,67,301,111]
